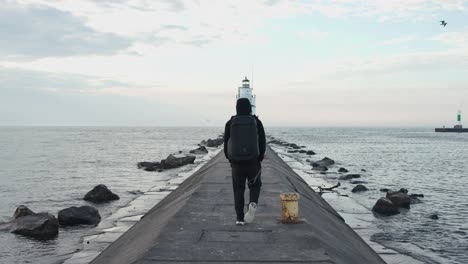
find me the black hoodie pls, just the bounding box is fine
[223,98,266,162]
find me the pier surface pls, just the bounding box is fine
[91,148,386,264]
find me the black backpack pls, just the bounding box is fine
[228,116,260,162]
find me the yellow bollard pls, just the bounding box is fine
[280,192,300,224]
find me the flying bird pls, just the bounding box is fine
[440,20,447,27]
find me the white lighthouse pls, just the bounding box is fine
[236,76,256,115]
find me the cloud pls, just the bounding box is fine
[299,0,468,21]
[0,1,132,59]
[297,30,329,42]
[372,35,418,46]
[14,0,466,55]
[327,50,468,80]
[430,31,468,48]
[0,66,203,126]
[0,66,134,92]
[13,0,297,48]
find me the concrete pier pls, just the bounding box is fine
[90,148,386,264]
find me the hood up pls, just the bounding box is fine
[236,98,252,116]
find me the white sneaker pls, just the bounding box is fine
[244,202,257,223]
[236,220,245,226]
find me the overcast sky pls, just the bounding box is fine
[1,0,467,127]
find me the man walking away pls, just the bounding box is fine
[224,98,266,225]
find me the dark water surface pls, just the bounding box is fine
[0,127,221,264]
[269,127,468,264]
[1,127,467,263]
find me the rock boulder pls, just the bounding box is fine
[161,155,196,169]
[10,212,59,240]
[201,137,224,147]
[352,185,368,193]
[338,167,348,173]
[312,165,328,171]
[350,180,367,184]
[13,205,35,219]
[138,154,196,171]
[288,143,301,149]
[83,184,120,203]
[137,161,161,171]
[372,198,400,216]
[409,196,422,204]
[312,157,335,167]
[386,191,411,209]
[189,146,208,154]
[339,174,361,180]
[58,206,101,226]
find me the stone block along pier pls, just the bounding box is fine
[90,147,386,264]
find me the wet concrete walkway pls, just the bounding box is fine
[90,148,386,264]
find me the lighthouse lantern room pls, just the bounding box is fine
[236,77,256,115]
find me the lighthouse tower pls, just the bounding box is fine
[236,77,256,115]
[456,110,462,128]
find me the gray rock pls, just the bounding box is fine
[128,190,144,195]
[399,188,409,194]
[189,146,208,154]
[267,139,283,145]
[137,161,161,171]
[409,193,424,204]
[380,188,390,192]
[58,206,101,226]
[409,196,422,204]
[312,157,335,167]
[350,180,367,184]
[372,198,400,216]
[288,143,301,149]
[338,167,348,173]
[312,165,328,171]
[430,214,439,220]
[10,212,59,240]
[0,222,11,231]
[13,205,35,219]
[386,191,411,209]
[202,137,223,147]
[161,155,196,169]
[1,205,37,232]
[339,174,361,180]
[352,184,368,193]
[306,150,316,155]
[83,184,120,203]
[138,154,196,171]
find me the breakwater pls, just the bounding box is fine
[90,147,386,264]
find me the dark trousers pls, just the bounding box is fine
[231,161,262,221]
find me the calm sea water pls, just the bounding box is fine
[0,127,222,264]
[1,127,467,263]
[268,127,468,264]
